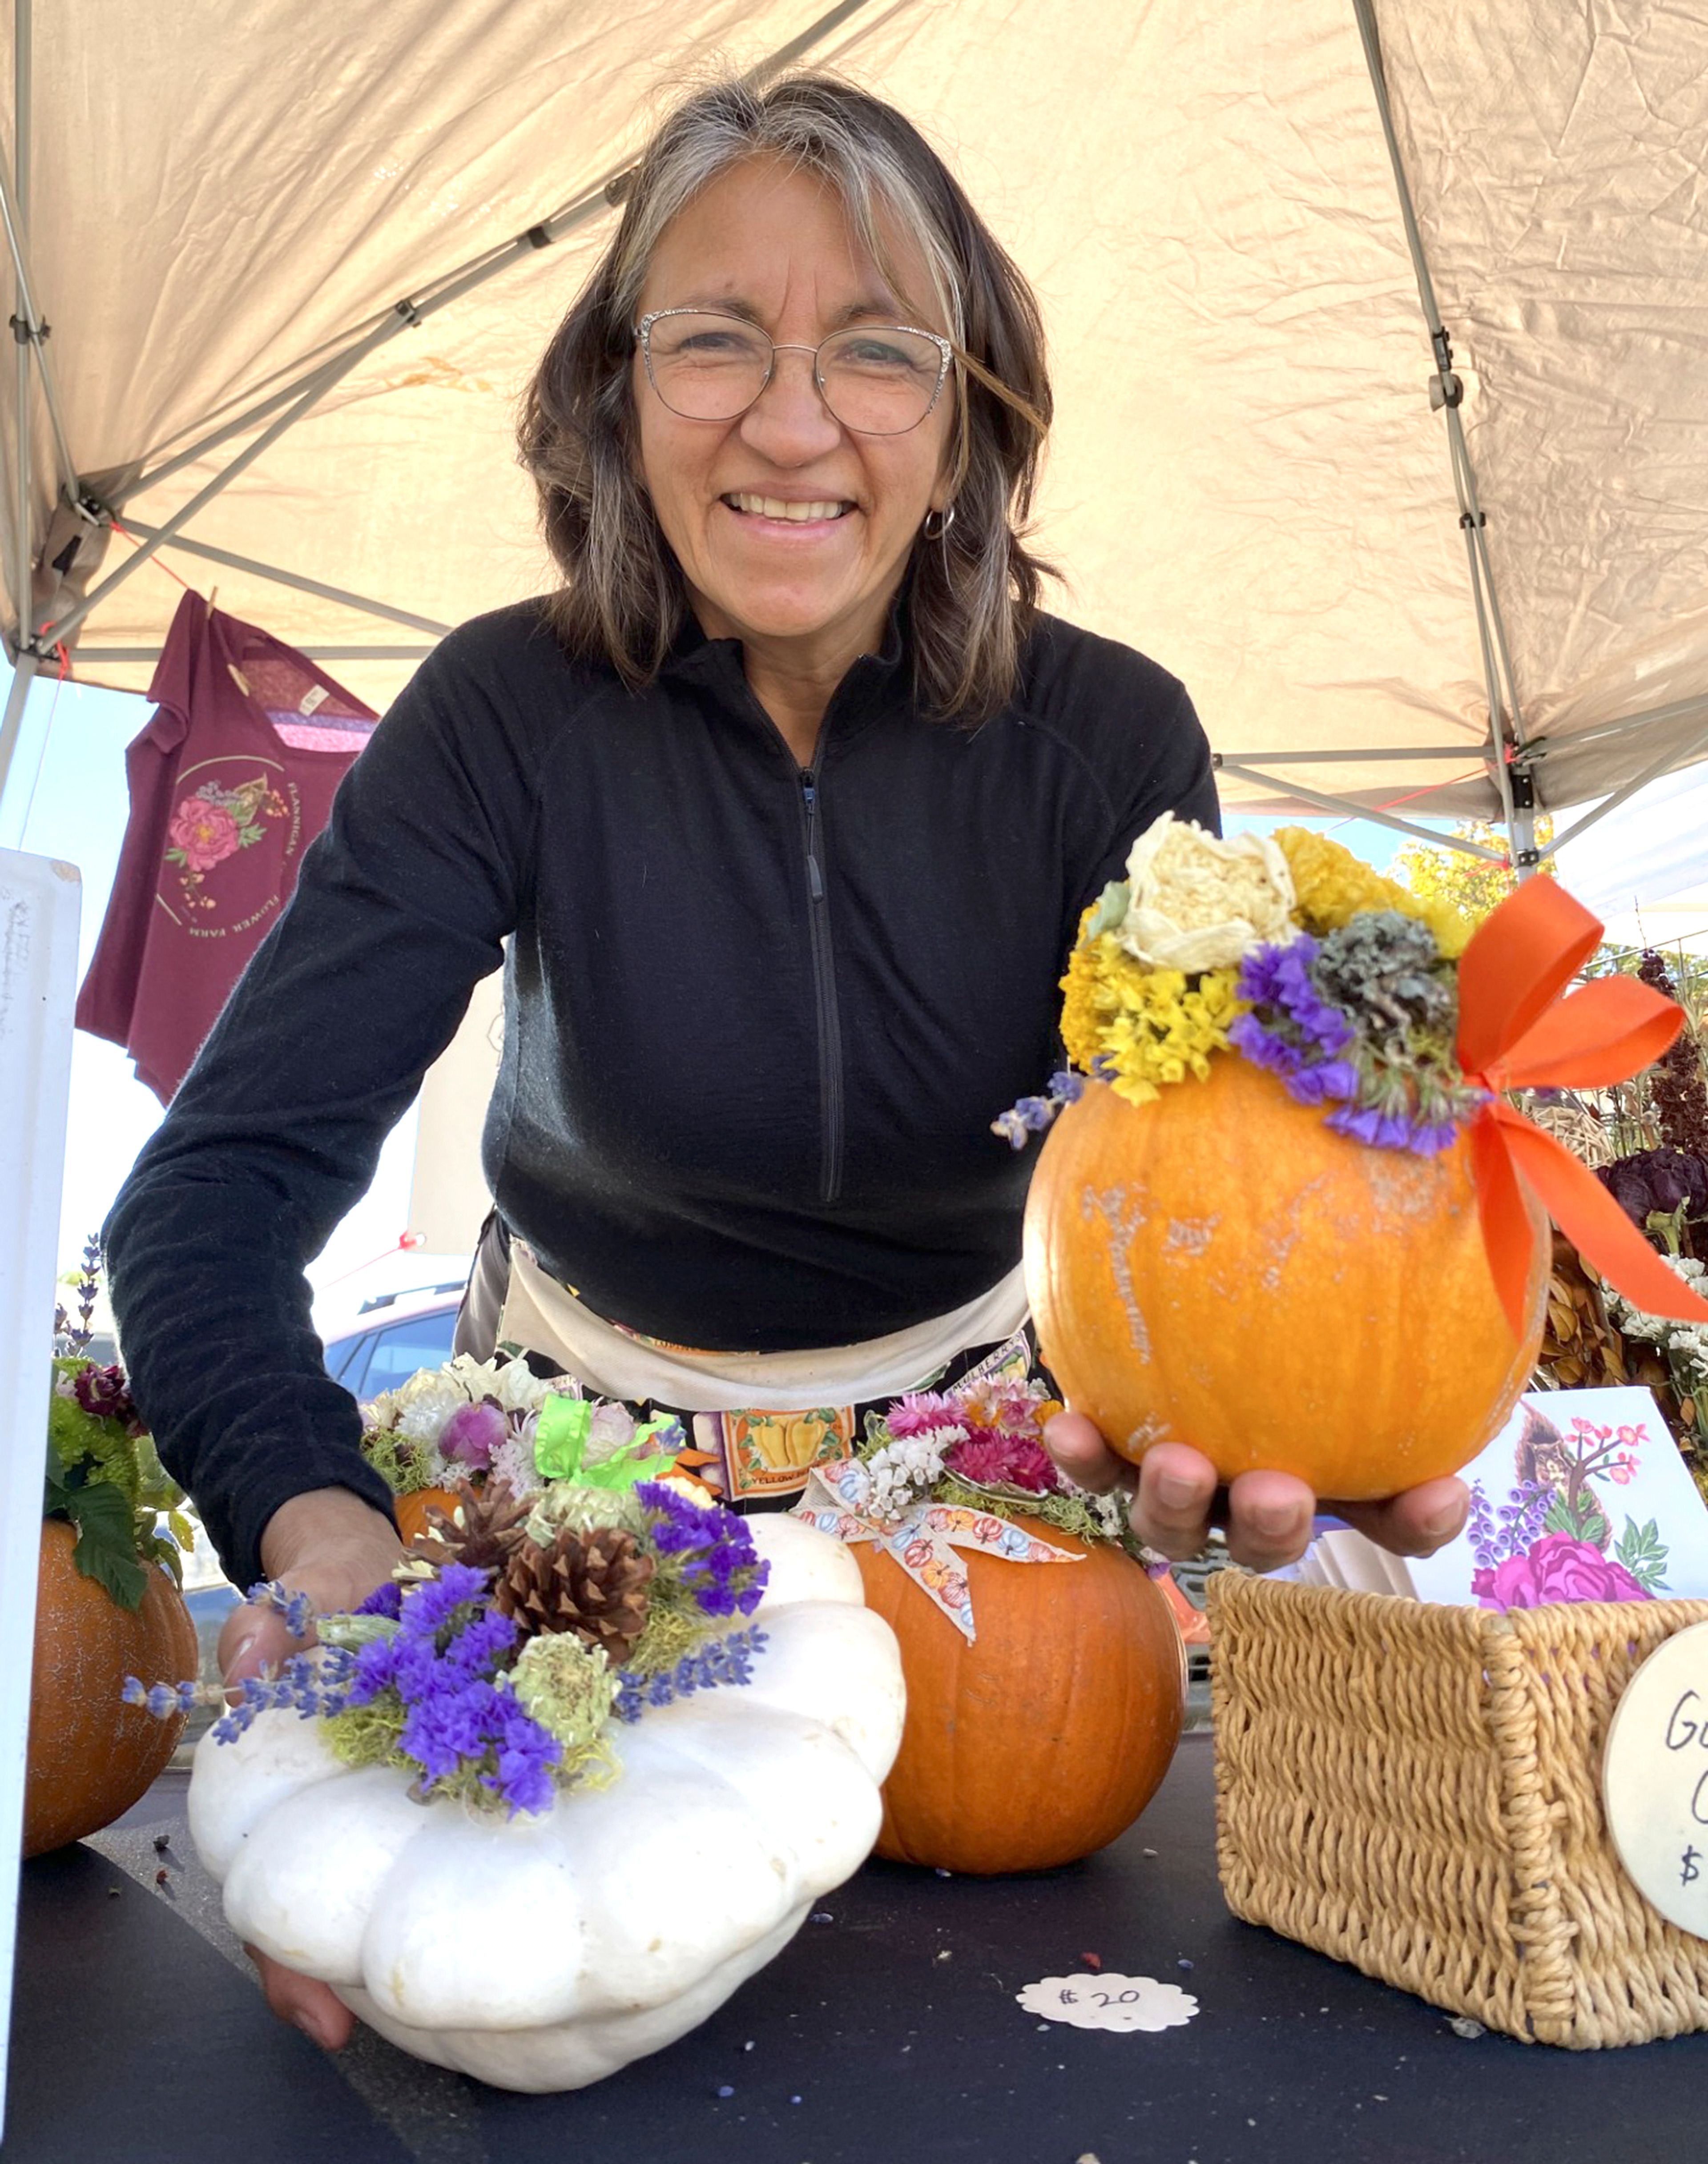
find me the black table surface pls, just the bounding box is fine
[10,1730,1708,2164]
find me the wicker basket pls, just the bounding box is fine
[1208,1572,1708,2047]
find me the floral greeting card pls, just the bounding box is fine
[1296,1388,1708,1608]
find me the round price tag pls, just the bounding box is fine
[1603,1620,1708,1935]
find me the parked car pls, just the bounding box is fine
[321,1280,466,1400]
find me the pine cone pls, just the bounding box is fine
[494,1524,656,1660]
[410,1479,532,1574]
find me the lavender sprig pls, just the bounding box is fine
[243,1580,314,1639]
[991,1070,1084,1150]
[612,1626,768,1723]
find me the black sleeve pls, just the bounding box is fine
[1072,680,1222,917]
[103,625,542,1588]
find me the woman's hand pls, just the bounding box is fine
[217,1487,404,2052]
[1043,1412,1469,1573]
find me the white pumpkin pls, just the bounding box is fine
[188,1515,904,2091]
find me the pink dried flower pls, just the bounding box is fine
[439,1397,508,1472]
[886,1391,966,1440]
[943,1432,1060,1494]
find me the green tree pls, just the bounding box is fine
[1389,816,1555,927]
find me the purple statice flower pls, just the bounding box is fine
[1230,937,1361,1112]
[637,1484,770,1619]
[396,1563,489,1637]
[1046,1070,1084,1103]
[354,1580,405,1620]
[441,1607,519,1678]
[439,1397,508,1472]
[612,1627,769,1724]
[243,1580,314,1640]
[1237,937,1354,1052]
[488,1696,562,1816]
[1324,1103,1457,1157]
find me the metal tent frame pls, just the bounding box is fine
[0,0,1697,878]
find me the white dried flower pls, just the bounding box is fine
[488,1432,537,1498]
[866,1427,957,1521]
[1117,812,1295,972]
[585,1400,640,1461]
[389,1367,470,1443]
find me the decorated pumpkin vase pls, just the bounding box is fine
[1003,816,1708,1502]
[163,1490,904,2093]
[853,1516,1184,1874]
[26,1522,198,1857]
[31,1328,199,1858]
[791,1376,1186,1877]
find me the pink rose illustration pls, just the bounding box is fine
[168,796,241,872]
[1472,1531,1652,1610]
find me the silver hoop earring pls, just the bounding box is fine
[921,504,955,543]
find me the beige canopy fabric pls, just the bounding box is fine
[3,0,1707,849]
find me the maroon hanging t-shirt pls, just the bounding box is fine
[76,591,378,1101]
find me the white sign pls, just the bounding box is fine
[1603,1621,1708,1937]
[1015,1972,1199,2032]
[0,849,82,2143]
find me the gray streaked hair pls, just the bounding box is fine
[518,72,1054,723]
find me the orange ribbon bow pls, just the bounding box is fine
[1456,877,1708,1337]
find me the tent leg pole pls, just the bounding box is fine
[0,643,40,815]
[9,0,31,649]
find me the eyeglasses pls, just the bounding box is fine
[634,308,954,436]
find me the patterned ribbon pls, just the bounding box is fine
[1456,878,1708,1335]
[792,1455,1083,1642]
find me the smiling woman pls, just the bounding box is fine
[99,70,1462,2058]
[519,76,1053,753]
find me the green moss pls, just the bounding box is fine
[358,1427,441,1496]
[321,1699,411,1772]
[935,1472,1120,1547]
[627,1593,713,1678]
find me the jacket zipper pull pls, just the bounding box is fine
[802,769,824,898]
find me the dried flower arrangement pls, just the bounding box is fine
[46,1238,191,1606]
[131,1466,769,1817]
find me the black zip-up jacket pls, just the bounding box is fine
[105,597,1218,1585]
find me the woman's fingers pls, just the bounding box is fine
[216,1606,302,1698]
[1046,1416,1319,1570]
[1041,1409,1137,1495]
[1333,1476,1469,1559]
[244,1945,356,2052]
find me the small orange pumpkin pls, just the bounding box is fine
[854,1517,1184,1874]
[394,1485,461,1544]
[1023,1060,1549,1500]
[25,1521,199,1858]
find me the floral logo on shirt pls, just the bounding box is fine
[164,776,289,912]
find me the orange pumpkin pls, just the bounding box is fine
[854,1517,1184,1874]
[394,1485,461,1544]
[1023,1060,1549,1500]
[25,1521,199,1858]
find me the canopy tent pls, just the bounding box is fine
[1,0,1706,881]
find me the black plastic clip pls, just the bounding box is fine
[524,224,552,250]
[394,297,423,328]
[9,312,46,345]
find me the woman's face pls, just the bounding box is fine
[632,156,956,668]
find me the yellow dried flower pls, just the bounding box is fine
[1274,827,1470,959]
[1058,918,1241,1102]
